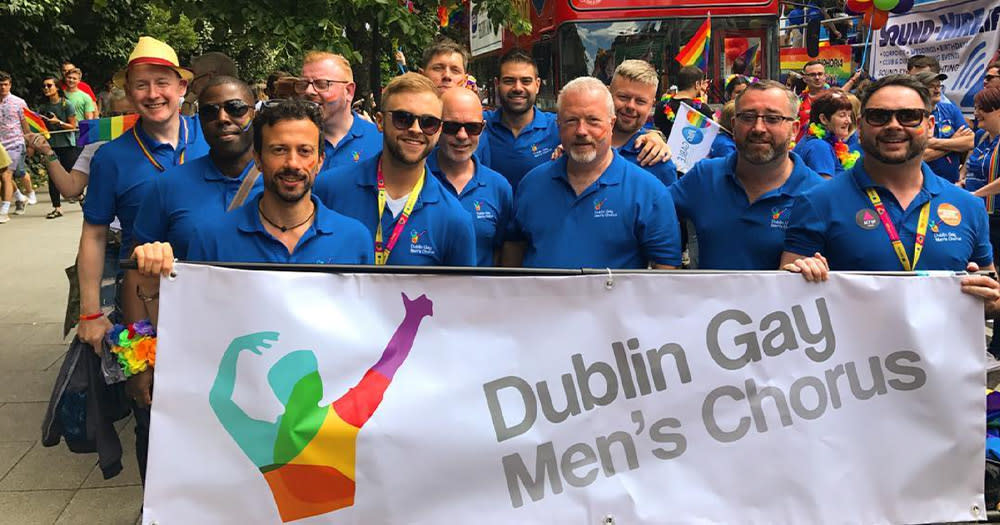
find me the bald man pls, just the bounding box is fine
[425,88,512,266]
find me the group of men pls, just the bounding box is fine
[17,33,995,482]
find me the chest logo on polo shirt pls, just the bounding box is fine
[929,219,964,242]
[530,143,552,158]
[937,203,961,226]
[769,207,791,229]
[473,200,495,220]
[939,123,953,136]
[351,151,361,162]
[593,198,618,218]
[855,208,880,230]
[409,229,434,255]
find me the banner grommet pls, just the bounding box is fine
[604,268,614,290]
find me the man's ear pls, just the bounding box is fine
[375,112,384,133]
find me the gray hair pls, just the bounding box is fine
[613,59,659,91]
[734,79,800,116]
[557,76,614,117]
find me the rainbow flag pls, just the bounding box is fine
[77,114,139,146]
[676,16,711,69]
[685,109,712,129]
[22,108,50,139]
[741,43,760,70]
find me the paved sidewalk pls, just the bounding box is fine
[0,192,143,525]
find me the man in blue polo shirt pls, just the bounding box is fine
[781,75,1000,312]
[671,80,825,269]
[914,71,973,184]
[314,73,475,266]
[503,77,681,269]
[609,59,677,186]
[76,36,209,484]
[132,76,262,261]
[426,87,512,266]
[486,49,670,189]
[298,51,382,171]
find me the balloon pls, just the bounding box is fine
[891,0,914,14]
[845,0,870,14]
[872,0,898,11]
[868,8,890,29]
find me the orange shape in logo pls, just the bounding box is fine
[937,203,961,227]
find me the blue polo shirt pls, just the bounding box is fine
[84,115,209,257]
[133,156,262,259]
[709,132,736,159]
[618,131,678,187]
[426,151,513,266]
[186,193,373,264]
[313,154,476,266]
[785,162,992,271]
[670,152,825,270]
[484,107,560,189]
[510,151,682,269]
[320,112,383,171]
[964,132,1000,214]
[793,135,847,178]
[928,101,967,183]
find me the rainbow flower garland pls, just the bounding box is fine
[107,320,157,377]
[659,93,704,123]
[807,122,860,170]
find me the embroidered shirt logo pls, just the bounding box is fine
[408,229,434,255]
[593,198,617,218]
[770,207,791,229]
[473,200,495,220]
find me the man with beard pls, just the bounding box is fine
[298,51,382,170]
[314,73,475,266]
[668,80,825,269]
[486,49,669,189]
[610,59,677,186]
[426,88,512,266]
[502,77,681,269]
[781,75,1000,314]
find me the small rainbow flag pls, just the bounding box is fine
[741,43,760,70]
[22,108,50,139]
[685,110,711,129]
[676,16,711,69]
[986,139,1000,214]
[77,114,139,147]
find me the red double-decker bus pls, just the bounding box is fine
[469,0,781,108]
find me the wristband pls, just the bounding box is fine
[79,312,104,321]
[107,320,157,377]
[45,153,58,163]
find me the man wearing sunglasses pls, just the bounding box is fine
[985,62,1000,91]
[425,87,512,266]
[132,76,261,263]
[669,80,824,270]
[503,77,681,269]
[781,75,1000,314]
[298,51,382,171]
[314,73,475,266]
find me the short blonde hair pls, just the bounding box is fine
[720,100,736,130]
[381,72,439,108]
[613,59,659,91]
[302,51,353,82]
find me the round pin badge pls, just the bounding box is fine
[856,208,880,230]
[937,203,962,227]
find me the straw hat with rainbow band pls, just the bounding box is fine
[113,36,193,88]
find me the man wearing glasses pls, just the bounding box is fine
[502,77,681,269]
[913,71,972,184]
[298,51,382,171]
[132,76,261,261]
[795,61,830,142]
[425,87,512,266]
[781,75,1000,313]
[314,73,475,266]
[985,62,1000,91]
[668,80,824,270]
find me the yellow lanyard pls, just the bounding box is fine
[865,188,930,271]
[375,160,425,265]
[132,118,188,172]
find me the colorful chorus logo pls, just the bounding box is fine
[410,229,426,245]
[593,198,607,211]
[210,293,434,522]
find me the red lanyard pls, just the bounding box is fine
[375,160,425,265]
[865,188,929,271]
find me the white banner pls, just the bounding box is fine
[469,1,503,57]
[871,0,1000,114]
[666,102,720,174]
[145,264,986,524]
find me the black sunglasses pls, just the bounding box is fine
[199,99,252,121]
[986,74,999,82]
[862,108,929,127]
[441,120,485,136]
[384,110,442,135]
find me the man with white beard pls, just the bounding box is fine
[502,77,681,269]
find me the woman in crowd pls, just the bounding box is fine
[34,75,78,219]
[709,100,736,159]
[792,88,859,178]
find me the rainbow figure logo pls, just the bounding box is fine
[929,220,939,233]
[473,200,482,212]
[685,110,712,129]
[351,151,361,162]
[410,229,426,244]
[594,198,607,211]
[210,293,434,522]
[771,207,789,221]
